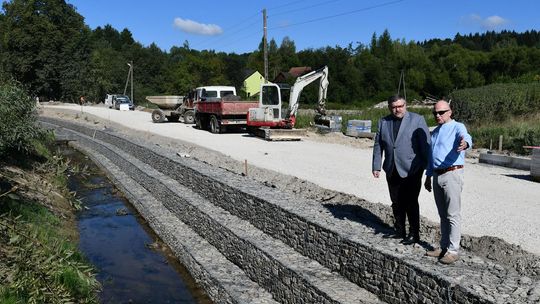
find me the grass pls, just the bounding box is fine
[0,198,99,304]
[469,114,540,155]
[295,106,436,133]
[0,146,99,303]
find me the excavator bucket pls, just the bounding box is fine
[252,128,307,141]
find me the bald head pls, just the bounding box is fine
[435,100,450,109]
[433,100,452,124]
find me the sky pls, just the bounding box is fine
[68,0,540,54]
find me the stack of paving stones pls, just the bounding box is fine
[40,117,539,304]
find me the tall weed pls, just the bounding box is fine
[0,81,48,158]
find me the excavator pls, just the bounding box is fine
[246,65,332,140]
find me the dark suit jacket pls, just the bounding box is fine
[372,111,430,178]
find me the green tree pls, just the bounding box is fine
[278,36,300,71]
[0,0,91,101]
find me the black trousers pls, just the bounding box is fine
[386,168,422,238]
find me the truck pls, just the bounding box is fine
[193,86,259,133]
[146,86,236,124]
[246,65,333,140]
[146,95,194,123]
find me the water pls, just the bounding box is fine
[63,148,212,303]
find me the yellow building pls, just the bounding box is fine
[242,71,266,98]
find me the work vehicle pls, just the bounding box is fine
[246,66,332,140]
[146,95,194,123]
[194,86,258,133]
[147,86,235,124]
[105,94,134,110]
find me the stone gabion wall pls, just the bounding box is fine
[163,160,493,304]
[40,117,519,304]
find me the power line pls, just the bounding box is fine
[268,0,344,18]
[210,28,263,53]
[194,0,405,53]
[267,0,310,11]
[190,11,260,50]
[268,0,405,30]
[192,18,261,50]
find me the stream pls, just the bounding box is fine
[62,147,212,303]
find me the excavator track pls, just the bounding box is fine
[252,127,307,141]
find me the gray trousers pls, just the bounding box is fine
[433,169,464,254]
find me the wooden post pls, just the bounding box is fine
[498,135,503,152]
[489,139,493,151]
[244,159,248,176]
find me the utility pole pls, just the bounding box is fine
[124,61,134,102]
[263,8,268,83]
[130,61,134,103]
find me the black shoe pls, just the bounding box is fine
[394,227,406,239]
[401,234,420,245]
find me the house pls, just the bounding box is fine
[272,66,312,83]
[242,70,266,98]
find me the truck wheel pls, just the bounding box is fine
[183,110,195,124]
[195,114,203,129]
[210,115,221,134]
[152,109,166,123]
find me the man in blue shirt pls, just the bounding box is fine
[424,100,472,265]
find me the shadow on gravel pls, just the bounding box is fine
[504,174,537,183]
[323,203,434,249]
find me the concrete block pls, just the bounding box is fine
[479,152,531,171]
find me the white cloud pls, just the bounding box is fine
[463,14,509,30]
[173,17,223,36]
[482,15,508,29]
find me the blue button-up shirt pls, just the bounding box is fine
[426,120,472,176]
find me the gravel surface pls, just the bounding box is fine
[40,103,540,257]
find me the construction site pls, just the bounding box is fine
[37,102,540,304]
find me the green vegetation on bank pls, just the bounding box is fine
[0,80,48,159]
[0,81,100,303]
[0,192,99,304]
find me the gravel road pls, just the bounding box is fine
[41,104,540,255]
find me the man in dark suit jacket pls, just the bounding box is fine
[372,95,430,243]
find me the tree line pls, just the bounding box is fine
[1,0,539,107]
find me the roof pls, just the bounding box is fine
[272,66,313,83]
[288,66,312,77]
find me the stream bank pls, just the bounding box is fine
[62,147,212,303]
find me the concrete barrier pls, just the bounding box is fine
[532,149,540,182]
[479,152,531,171]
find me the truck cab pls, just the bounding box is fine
[194,86,236,101]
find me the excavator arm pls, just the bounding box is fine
[288,65,329,119]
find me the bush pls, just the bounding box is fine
[450,83,540,124]
[0,81,47,158]
[470,117,540,155]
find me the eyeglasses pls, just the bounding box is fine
[432,109,450,116]
[390,104,405,110]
